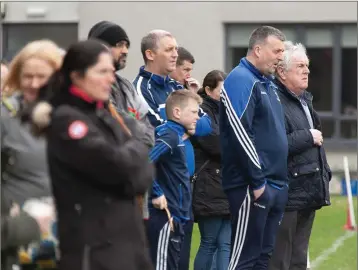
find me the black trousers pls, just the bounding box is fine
[269,209,316,270]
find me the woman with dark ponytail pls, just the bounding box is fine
[191,70,231,270]
[25,39,154,270]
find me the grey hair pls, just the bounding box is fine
[247,26,286,53]
[278,41,308,72]
[141,29,173,64]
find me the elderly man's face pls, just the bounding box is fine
[285,53,310,93]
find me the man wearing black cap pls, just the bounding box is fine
[88,21,154,223]
[88,21,154,150]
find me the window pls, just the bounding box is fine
[2,23,78,61]
[225,23,357,148]
[226,24,297,70]
[341,25,357,139]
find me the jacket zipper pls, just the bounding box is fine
[179,184,183,209]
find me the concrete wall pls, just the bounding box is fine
[3,1,356,81]
[76,1,357,81]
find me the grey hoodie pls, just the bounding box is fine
[1,93,52,205]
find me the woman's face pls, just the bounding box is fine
[73,52,115,101]
[206,80,223,101]
[20,57,55,103]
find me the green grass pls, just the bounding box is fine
[190,196,357,270]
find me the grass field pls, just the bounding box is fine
[189,196,357,270]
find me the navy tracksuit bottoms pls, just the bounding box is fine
[225,184,288,270]
[147,209,186,270]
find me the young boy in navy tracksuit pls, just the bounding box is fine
[147,89,202,270]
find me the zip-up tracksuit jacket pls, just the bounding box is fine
[133,66,212,176]
[148,120,191,222]
[220,58,288,190]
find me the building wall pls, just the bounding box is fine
[2,1,356,81]
[77,1,357,81]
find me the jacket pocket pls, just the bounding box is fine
[290,163,320,178]
[289,163,320,190]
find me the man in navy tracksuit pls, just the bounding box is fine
[147,90,202,270]
[220,26,289,270]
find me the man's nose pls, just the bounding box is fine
[173,49,178,58]
[277,53,284,62]
[122,46,129,54]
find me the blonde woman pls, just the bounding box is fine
[1,40,62,269]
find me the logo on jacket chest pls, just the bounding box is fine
[273,89,281,102]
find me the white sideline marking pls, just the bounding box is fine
[310,231,356,269]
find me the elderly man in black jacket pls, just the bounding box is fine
[269,41,332,270]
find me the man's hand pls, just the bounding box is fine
[152,195,167,210]
[185,78,200,93]
[253,185,266,201]
[310,129,323,146]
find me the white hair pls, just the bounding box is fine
[58,48,66,56]
[279,41,308,71]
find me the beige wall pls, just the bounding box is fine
[77,2,357,81]
[3,1,357,80]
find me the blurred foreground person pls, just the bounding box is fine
[1,60,9,92]
[1,40,62,268]
[23,40,154,270]
[2,40,62,206]
[269,41,331,270]
[1,196,53,270]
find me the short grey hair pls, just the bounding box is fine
[278,41,308,72]
[247,26,286,53]
[141,29,174,64]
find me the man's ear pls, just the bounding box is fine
[145,49,155,62]
[253,44,261,58]
[172,106,181,119]
[276,66,286,81]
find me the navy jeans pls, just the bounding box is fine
[194,217,231,270]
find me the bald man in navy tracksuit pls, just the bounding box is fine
[220,57,289,270]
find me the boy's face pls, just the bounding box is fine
[174,98,200,131]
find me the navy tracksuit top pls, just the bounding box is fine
[220,58,288,191]
[133,66,212,176]
[149,120,192,223]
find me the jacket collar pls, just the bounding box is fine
[201,94,219,112]
[139,66,172,87]
[69,85,104,109]
[274,78,313,104]
[166,120,186,136]
[240,57,272,84]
